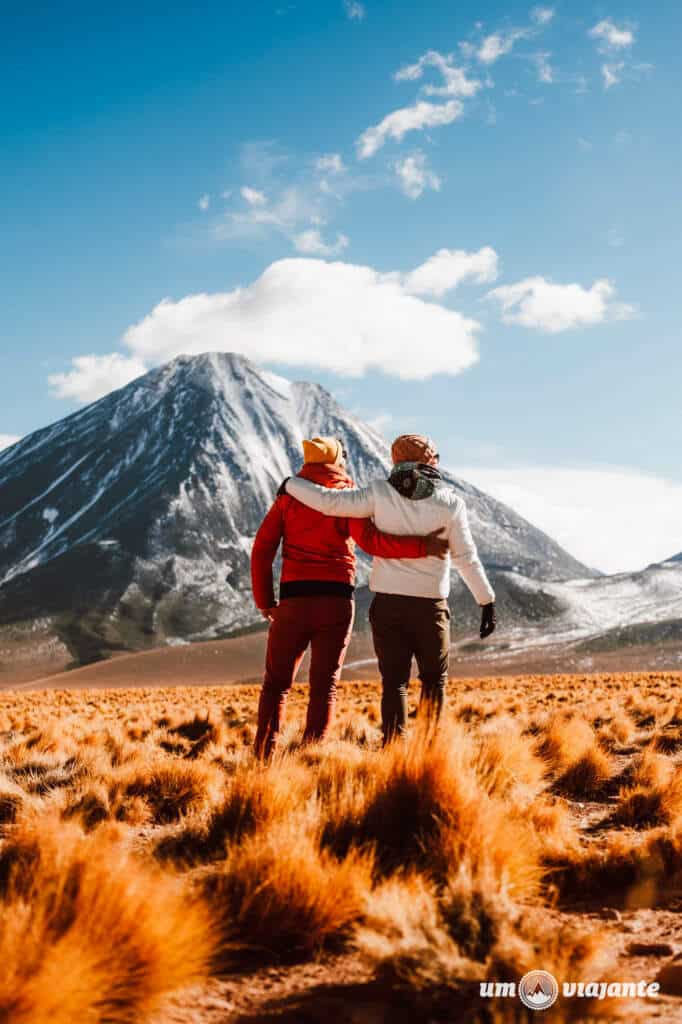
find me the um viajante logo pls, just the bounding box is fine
[518,970,559,1011]
[480,974,661,1006]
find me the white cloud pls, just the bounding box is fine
[394,151,441,199]
[240,185,267,206]
[48,353,148,403]
[454,465,682,574]
[52,255,489,401]
[477,30,527,65]
[588,19,639,90]
[476,9,556,67]
[223,185,326,244]
[0,434,20,452]
[531,6,554,25]
[404,246,498,296]
[344,0,365,20]
[315,153,346,174]
[601,62,624,89]
[357,99,463,159]
[589,19,635,52]
[487,276,636,332]
[239,140,288,180]
[215,147,360,253]
[532,52,554,84]
[355,50,480,162]
[293,229,349,255]
[394,50,481,98]
[198,194,210,211]
[121,258,482,379]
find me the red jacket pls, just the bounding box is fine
[250,462,427,609]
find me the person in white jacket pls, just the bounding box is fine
[283,433,496,742]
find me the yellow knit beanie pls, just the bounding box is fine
[302,436,343,465]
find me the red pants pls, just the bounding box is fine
[254,596,354,759]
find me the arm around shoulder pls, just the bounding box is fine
[285,476,375,517]
[348,517,427,558]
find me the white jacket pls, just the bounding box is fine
[285,475,495,606]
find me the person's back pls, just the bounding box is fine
[361,473,485,602]
[283,433,497,742]
[252,455,440,609]
[275,460,357,596]
[250,436,446,758]
[285,459,494,608]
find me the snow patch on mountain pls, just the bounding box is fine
[481,558,682,657]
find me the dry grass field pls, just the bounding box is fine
[2,671,682,1022]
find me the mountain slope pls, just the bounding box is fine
[465,557,682,664]
[0,352,595,660]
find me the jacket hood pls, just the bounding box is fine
[298,462,354,491]
[388,461,442,501]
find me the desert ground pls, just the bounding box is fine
[2,671,682,1022]
[3,618,681,693]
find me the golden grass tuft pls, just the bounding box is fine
[537,712,614,798]
[0,814,214,1023]
[356,868,614,1022]
[0,775,30,825]
[596,709,636,750]
[528,796,582,861]
[538,713,597,769]
[121,759,224,824]
[631,749,674,789]
[554,745,613,798]
[651,729,682,754]
[612,767,682,828]
[203,821,373,965]
[322,718,541,900]
[356,872,476,993]
[474,724,546,798]
[550,823,682,907]
[61,782,112,831]
[156,757,314,866]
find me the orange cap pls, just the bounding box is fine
[391,434,438,465]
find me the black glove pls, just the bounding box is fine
[480,602,496,639]
[277,477,291,497]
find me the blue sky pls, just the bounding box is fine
[2,1,681,571]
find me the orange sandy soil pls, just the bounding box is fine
[2,673,682,1023]
[4,622,680,693]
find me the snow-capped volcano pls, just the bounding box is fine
[0,352,595,661]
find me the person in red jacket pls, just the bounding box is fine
[251,436,448,758]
